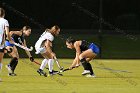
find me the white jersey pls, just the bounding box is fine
[35,31,54,54]
[0,18,9,49]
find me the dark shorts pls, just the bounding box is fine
[88,43,100,54]
[0,48,5,53]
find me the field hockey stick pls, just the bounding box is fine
[33,60,63,76]
[60,65,80,73]
[14,42,33,51]
[53,56,64,70]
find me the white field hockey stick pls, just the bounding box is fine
[14,42,33,51]
[54,56,64,70]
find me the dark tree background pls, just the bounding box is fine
[1,0,140,58]
[0,0,139,30]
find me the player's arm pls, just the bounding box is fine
[69,53,80,69]
[5,26,12,42]
[4,20,13,43]
[69,41,81,69]
[74,41,81,65]
[10,31,22,36]
[44,39,55,57]
[23,39,34,62]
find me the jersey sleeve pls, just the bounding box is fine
[4,20,9,27]
[45,33,54,42]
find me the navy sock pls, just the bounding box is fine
[9,57,18,72]
[80,58,89,70]
[87,63,94,75]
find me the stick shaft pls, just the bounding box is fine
[54,56,62,69]
[62,66,79,72]
[14,42,33,51]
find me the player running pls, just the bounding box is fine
[0,8,13,81]
[35,25,60,76]
[5,26,34,76]
[66,37,100,77]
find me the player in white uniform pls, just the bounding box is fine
[0,8,12,81]
[35,25,60,76]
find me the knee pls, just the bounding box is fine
[8,47,13,53]
[5,47,13,53]
[79,55,84,60]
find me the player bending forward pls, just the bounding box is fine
[66,37,100,77]
[5,26,34,76]
[35,25,60,76]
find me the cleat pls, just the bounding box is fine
[37,69,47,77]
[8,73,17,76]
[82,70,91,75]
[51,70,63,76]
[37,70,41,76]
[5,65,12,73]
[86,74,96,78]
[52,70,59,73]
[0,78,2,82]
[49,71,59,76]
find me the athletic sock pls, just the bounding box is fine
[48,59,54,72]
[0,63,2,73]
[80,58,89,70]
[0,63,2,70]
[87,63,94,75]
[40,59,48,70]
[9,57,18,73]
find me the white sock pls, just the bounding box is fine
[0,63,2,70]
[40,59,48,70]
[0,63,2,73]
[48,59,54,72]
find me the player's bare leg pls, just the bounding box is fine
[5,46,19,76]
[0,51,4,81]
[79,49,96,77]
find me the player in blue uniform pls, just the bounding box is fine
[66,37,100,77]
[5,26,34,76]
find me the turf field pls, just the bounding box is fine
[0,59,140,93]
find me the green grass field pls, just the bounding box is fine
[0,59,140,93]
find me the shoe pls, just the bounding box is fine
[0,78,2,82]
[86,74,96,78]
[5,65,12,73]
[51,70,63,76]
[82,70,91,75]
[37,69,47,77]
[49,70,59,76]
[52,70,59,73]
[8,73,17,76]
